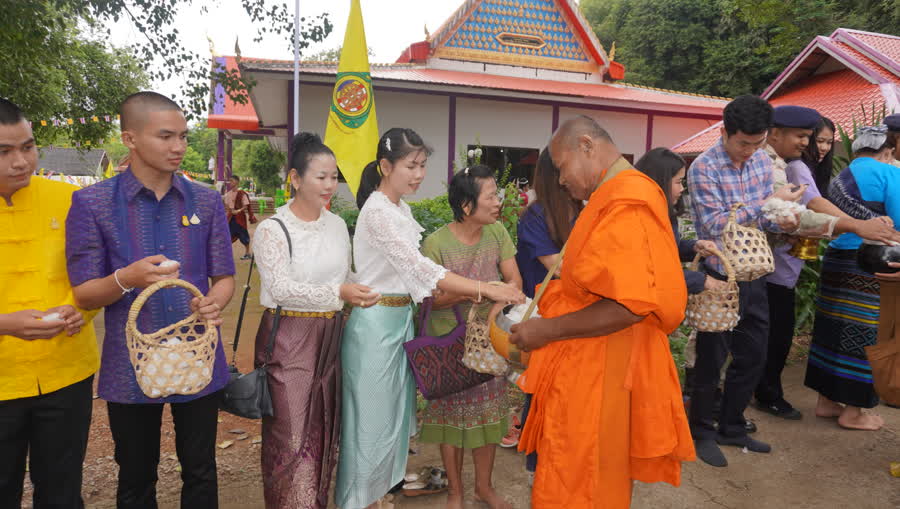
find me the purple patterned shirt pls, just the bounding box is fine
[687,138,780,274]
[66,170,235,404]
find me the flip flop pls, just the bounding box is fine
[402,477,448,497]
[404,465,446,483]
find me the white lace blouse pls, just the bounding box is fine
[253,205,352,312]
[353,191,448,303]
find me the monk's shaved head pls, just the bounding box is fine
[120,91,183,132]
[548,116,621,201]
[554,115,614,148]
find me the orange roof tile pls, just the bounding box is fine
[839,29,900,74]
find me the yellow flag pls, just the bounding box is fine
[324,0,379,197]
[104,161,114,179]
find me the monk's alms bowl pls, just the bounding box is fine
[489,305,530,368]
[857,240,900,275]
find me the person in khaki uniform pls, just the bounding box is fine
[0,97,99,508]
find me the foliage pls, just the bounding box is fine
[180,146,207,175]
[794,242,825,334]
[669,325,693,384]
[409,195,455,238]
[65,1,330,119]
[99,134,129,166]
[833,103,889,170]
[580,0,900,98]
[240,141,285,196]
[187,122,220,170]
[497,164,524,245]
[330,194,361,234]
[0,4,147,146]
[3,1,330,127]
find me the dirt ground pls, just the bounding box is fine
[20,219,900,508]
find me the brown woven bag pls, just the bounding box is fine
[462,299,508,377]
[721,203,774,281]
[126,279,219,398]
[685,246,740,332]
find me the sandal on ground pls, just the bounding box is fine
[404,465,446,483]
[402,477,448,497]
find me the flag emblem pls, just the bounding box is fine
[332,73,373,129]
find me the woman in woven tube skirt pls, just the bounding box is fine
[252,133,378,509]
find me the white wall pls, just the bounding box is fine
[455,98,554,154]
[374,90,451,199]
[291,85,715,203]
[558,107,648,158]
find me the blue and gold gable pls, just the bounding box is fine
[430,0,608,74]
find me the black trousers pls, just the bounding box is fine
[0,375,94,509]
[690,277,769,439]
[107,391,221,509]
[755,283,796,405]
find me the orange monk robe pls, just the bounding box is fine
[518,167,695,509]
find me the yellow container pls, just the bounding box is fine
[489,313,530,368]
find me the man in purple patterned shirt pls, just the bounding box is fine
[66,92,235,507]
[686,95,803,469]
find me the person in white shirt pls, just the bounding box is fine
[335,128,525,509]
[252,133,377,509]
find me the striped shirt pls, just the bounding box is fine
[687,138,779,273]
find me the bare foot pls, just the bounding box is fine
[815,395,844,418]
[474,486,513,509]
[838,408,885,430]
[445,492,464,509]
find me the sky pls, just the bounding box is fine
[109,0,469,102]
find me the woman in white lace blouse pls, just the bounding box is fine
[335,129,525,509]
[252,133,378,509]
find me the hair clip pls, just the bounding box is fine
[385,137,391,152]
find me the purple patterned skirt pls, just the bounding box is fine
[254,311,344,509]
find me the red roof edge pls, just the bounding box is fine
[605,61,625,81]
[396,41,431,64]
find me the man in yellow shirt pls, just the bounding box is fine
[0,98,99,508]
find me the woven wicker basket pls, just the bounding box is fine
[721,203,774,281]
[462,302,508,377]
[126,279,219,398]
[685,246,740,332]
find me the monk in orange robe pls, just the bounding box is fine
[510,116,695,508]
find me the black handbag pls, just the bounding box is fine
[219,217,291,419]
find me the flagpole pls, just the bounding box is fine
[292,0,300,135]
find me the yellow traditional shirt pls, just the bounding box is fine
[0,177,99,400]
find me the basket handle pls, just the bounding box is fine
[727,202,745,225]
[127,278,210,332]
[690,245,736,283]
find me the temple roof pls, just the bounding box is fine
[422,0,609,74]
[674,28,900,155]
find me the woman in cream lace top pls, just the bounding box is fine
[252,133,377,509]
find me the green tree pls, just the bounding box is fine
[240,140,285,196]
[0,8,147,146]
[3,1,332,125]
[187,121,220,167]
[580,0,900,98]
[180,146,208,175]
